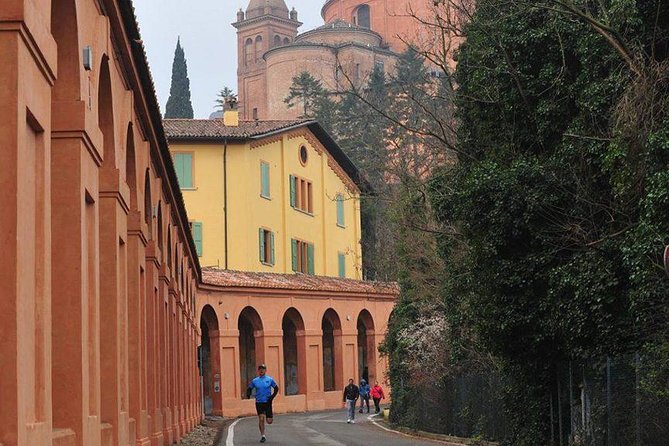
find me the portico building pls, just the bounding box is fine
[197,269,397,417]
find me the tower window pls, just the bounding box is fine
[354,5,371,29]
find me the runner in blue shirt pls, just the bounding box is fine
[246,364,279,443]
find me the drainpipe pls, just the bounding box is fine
[224,135,229,270]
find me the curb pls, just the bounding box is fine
[367,414,498,446]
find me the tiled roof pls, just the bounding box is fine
[202,268,399,296]
[163,119,309,140]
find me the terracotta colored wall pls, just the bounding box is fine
[197,285,396,417]
[0,1,202,445]
[264,44,396,119]
[322,0,436,52]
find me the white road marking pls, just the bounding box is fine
[225,416,250,446]
[367,413,452,444]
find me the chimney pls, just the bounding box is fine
[223,95,239,127]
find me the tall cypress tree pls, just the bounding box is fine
[164,38,194,118]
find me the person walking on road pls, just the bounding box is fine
[246,364,279,443]
[371,381,385,414]
[343,378,360,423]
[358,379,371,413]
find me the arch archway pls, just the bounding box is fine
[51,0,81,101]
[98,56,114,166]
[239,307,264,398]
[244,38,254,66]
[322,309,343,391]
[255,36,263,62]
[200,305,221,416]
[353,4,371,29]
[125,123,137,210]
[357,309,376,384]
[282,308,306,395]
[144,169,152,237]
[273,35,281,48]
[156,202,163,255]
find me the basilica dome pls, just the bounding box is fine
[246,0,289,19]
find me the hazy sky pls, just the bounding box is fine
[134,1,324,118]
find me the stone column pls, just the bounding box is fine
[127,211,151,445]
[302,331,325,411]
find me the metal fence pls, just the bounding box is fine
[550,354,669,446]
[409,353,669,445]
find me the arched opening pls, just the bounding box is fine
[357,309,376,384]
[322,309,343,391]
[282,308,306,395]
[255,35,263,62]
[98,56,115,167]
[354,4,371,29]
[167,228,172,270]
[245,38,254,66]
[156,202,163,256]
[273,35,282,48]
[200,305,221,416]
[125,123,138,210]
[283,37,290,46]
[144,169,152,238]
[239,307,264,398]
[51,0,81,101]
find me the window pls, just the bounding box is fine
[338,253,346,278]
[354,4,371,29]
[255,35,263,62]
[190,222,203,257]
[299,145,308,165]
[245,38,254,66]
[274,35,282,48]
[260,161,270,198]
[289,175,313,214]
[291,239,314,274]
[259,228,275,265]
[336,194,345,227]
[173,152,193,189]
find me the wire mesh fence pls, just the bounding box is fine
[407,352,669,445]
[550,354,669,446]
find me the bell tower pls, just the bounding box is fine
[234,0,301,120]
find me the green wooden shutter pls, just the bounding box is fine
[307,243,315,275]
[174,154,184,186]
[270,231,275,265]
[259,228,265,263]
[175,153,193,188]
[336,195,345,226]
[289,175,296,207]
[261,162,270,197]
[192,222,203,257]
[291,239,298,271]
[338,253,346,278]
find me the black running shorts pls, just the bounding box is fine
[255,401,273,418]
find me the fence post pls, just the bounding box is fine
[606,357,612,446]
[558,367,563,446]
[569,361,574,445]
[635,353,641,446]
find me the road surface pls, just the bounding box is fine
[223,408,442,445]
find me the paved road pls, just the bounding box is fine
[223,408,441,446]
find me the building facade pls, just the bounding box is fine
[164,115,364,279]
[197,269,397,417]
[0,0,202,445]
[234,0,438,120]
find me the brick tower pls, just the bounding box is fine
[234,0,301,120]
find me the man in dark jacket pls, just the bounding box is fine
[342,378,360,423]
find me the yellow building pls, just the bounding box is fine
[164,112,365,279]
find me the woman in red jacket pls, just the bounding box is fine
[370,381,385,414]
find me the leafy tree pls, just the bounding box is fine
[164,38,194,119]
